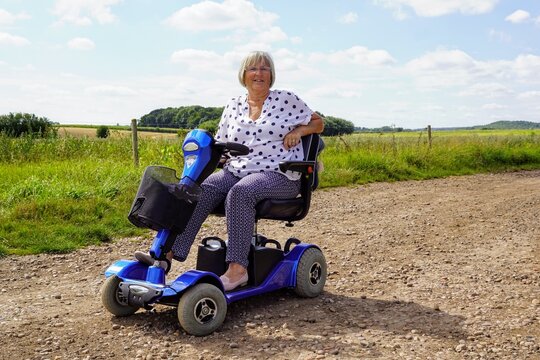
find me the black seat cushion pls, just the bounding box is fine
[255,197,304,220]
[211,197,304,220]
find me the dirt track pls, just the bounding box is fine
[1,171,539,360]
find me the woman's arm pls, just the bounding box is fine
[283,112,324,150]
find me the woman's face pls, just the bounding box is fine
[244,60,272,94]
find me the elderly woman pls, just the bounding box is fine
[136,51,324,291]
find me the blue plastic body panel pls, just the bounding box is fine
[224,243,316,303]
[180,129,214,186]
[103,244,319,306]
[105,260,166,284]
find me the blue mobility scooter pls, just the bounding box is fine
[101,129,326,336]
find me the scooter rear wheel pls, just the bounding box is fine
[178,283,227,336]
[101,275,139,316]
[294,248,327,298]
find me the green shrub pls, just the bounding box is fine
[198,119,219,134]
[96,125,110,138]
[0,113,57,138]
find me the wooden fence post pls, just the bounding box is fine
[131,118,139,167]
[427,125,432,149]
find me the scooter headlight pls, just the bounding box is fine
[185,155,197,168]
[183,142,199,152]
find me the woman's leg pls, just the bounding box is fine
[224,172,301,269]
[170,170,239,261]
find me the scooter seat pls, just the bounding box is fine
[212,197,304,221]
[211,134,323,224]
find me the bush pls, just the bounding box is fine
[322,116,355,136]
[198,119,220,134]
[0,113,56,138]
[96,126,110,138]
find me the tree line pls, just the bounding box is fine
[1,107,357,138]
[139,106,356,136]
[0,113,56,138]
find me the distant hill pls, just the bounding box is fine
[471,120,540,130]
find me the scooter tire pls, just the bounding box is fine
[101,275,139,316]
[294,248,327,298]
[178,283,227,336]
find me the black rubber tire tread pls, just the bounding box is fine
[101,275,139,316]
[177,283,227,336]
[294,248,327,298]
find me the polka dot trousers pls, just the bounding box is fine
[171,169,301,268]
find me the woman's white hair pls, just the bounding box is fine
[238,51,275,88]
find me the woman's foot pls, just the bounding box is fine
[220,263,248,291]
[134,251,172,273]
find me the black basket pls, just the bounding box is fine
[128,166,195,232]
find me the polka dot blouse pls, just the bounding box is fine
[215,89,313,180]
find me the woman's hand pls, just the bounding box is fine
[283,113,324,150]
[283,128,302,150]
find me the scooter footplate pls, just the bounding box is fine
[119,282,163,308]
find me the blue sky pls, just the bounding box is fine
[1,0,539,129]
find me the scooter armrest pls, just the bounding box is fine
[279,161,316,174]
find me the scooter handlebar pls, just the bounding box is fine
[215,141,250,156]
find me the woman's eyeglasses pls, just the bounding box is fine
[246,66,271,73]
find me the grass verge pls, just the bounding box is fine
[1,129,539,256]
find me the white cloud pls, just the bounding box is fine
[171,49,221,64]
[406,49,476,72]
[488,28,511,42]
[513,54,540,80]
[310,46,397,66]
[505,9,530,24]
[85,85,137,96]
[458,83,513,98]
[339,12,359,24]
[290,36,302,44]
[517,91,540,99]
[0,32,30,46]
[375,0,498,18]
[0,9,30,25]
[52,0,122,26]
[404,49,540,91]
[169,49,242,76]
[253,26,288,43]
[164,0,278,32]
[482,103,506,110]
[306,86,362,99]
[67,37,95,50]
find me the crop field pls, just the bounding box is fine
[56,126,178,139]
[1,128,539,257]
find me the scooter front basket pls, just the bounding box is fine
[128,166,195,232]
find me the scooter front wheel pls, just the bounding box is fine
[101,275,139,316]
[178,283,227,336]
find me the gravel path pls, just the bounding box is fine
[1,171,539,360]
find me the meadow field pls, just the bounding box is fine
[1,128,539,256]
[56,126,178,139]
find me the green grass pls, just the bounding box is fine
[320,130,540,186]
[0,134,185,256]
[1,129,539,256]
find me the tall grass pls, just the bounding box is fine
[320,131,540,186]
[0,134,185,256]
[1,129,539,256]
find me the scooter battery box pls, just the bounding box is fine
[248,245,284,286]
[196,237,227,276]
